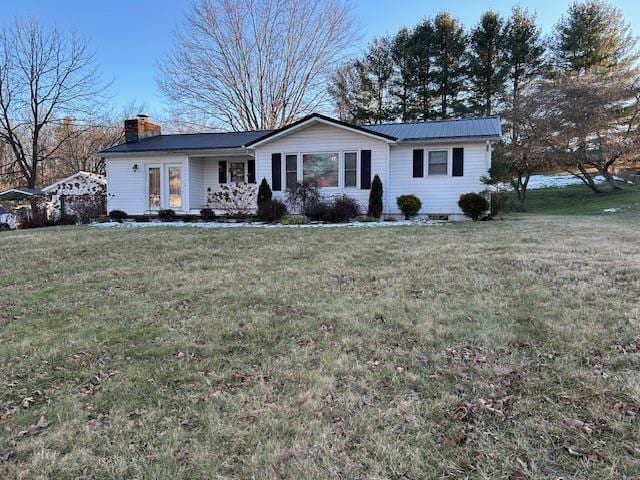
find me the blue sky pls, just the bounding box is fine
[3,0,639,118]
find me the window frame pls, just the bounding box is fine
[145,163,184,211]
[301,151,340,188]
[284,153,298,189]
[343,151,359,189]
[426,149,450,177]
[228,160,247,184]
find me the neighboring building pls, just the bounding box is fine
[42,171,107,220]
[100,113,502,220]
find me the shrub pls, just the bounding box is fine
[132,215,150,223]
[208,183,257,217]
[325,195,361,223]
[304,198,330,221]
[356,215,379,222]
[368,174,383,218]
[281,214,310,225]
[257,178,272,207]
[396,195,422,219]
[286,182,321,213]
[458,192,489,221]
[200,208,216,222]
[108,210,128,222]
[490,191,510,218]
[158,209,177,221]
[257,199,288,223]
[182,215,198,223]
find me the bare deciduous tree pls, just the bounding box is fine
[159,0,359,131]
[544,69,640,192]
[0,19,106,188]
[501,82,554,209]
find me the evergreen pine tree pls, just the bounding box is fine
[467,11,508,115]
[257,178,272,207]
[432,13,467,118]
[553,0,638,73]
[367,175,383,218]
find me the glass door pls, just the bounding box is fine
[147,165,161,210]
[146,164,183,211]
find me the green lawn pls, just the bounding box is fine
[1,188,639,479]
[522,182,640,216]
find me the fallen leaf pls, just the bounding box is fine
[16,416,48,438]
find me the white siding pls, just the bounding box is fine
[387,142,490,218]
[106,154,189,215]
[188,158,204,209]
[254,122,389,211]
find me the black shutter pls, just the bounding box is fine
[271,153,282,191]
[412,149,424,177]
[218,160,227,184]
[360,150,371,189]
[452,148,464,177]
[247,159,256,183]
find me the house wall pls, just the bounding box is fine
[254,122,389,211]
[106,154,189,215]
[387,142,490,219]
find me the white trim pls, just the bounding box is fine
[145,164,162,211]
[426,148,450,177]
[249,117,397,148]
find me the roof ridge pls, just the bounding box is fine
[153,129,273,138]
[365,116,500,127]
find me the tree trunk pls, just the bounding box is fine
[512,173,530,211]
[601,168,622,191]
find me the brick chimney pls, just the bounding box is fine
[124,114,161,142]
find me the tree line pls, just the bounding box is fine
[330,1,640,208]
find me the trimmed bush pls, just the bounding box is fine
[281,214,310,225]
[304,198,330,221]
[325,195,361,223]
[458,192,489,221]
[257,199,288,223]
[257,178,272,207]
[368,174,383,218]
[200,208,216,222]
[108,210,128,222]
[490,191,510,218]
[396,195,422,219]
[158,209,177,221]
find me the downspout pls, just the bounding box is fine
[385,143,391,215]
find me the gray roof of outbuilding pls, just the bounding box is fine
[363,117,501,142]
[101,130,273,154]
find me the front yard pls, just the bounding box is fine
[1,200,639,478]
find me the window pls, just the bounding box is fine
[344,152,357,187]
[168,166,182,209]
[428,150,448,175]
[229,161,245,183]
[303,152,338,187]
[285,154,298,188]
[148,167,160,209]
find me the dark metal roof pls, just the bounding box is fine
[101,130,273,154]
[100,114,501,154]
[363,117,502,142]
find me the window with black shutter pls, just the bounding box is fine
[247,159,256,183]
[452,148,464,177]
[360,150,371,189]
[271,153,282,191]
[412,149,424,177]
[218,160,227,184]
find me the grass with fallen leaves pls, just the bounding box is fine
[1,203,639,478]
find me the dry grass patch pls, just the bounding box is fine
[1,215,639,479]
